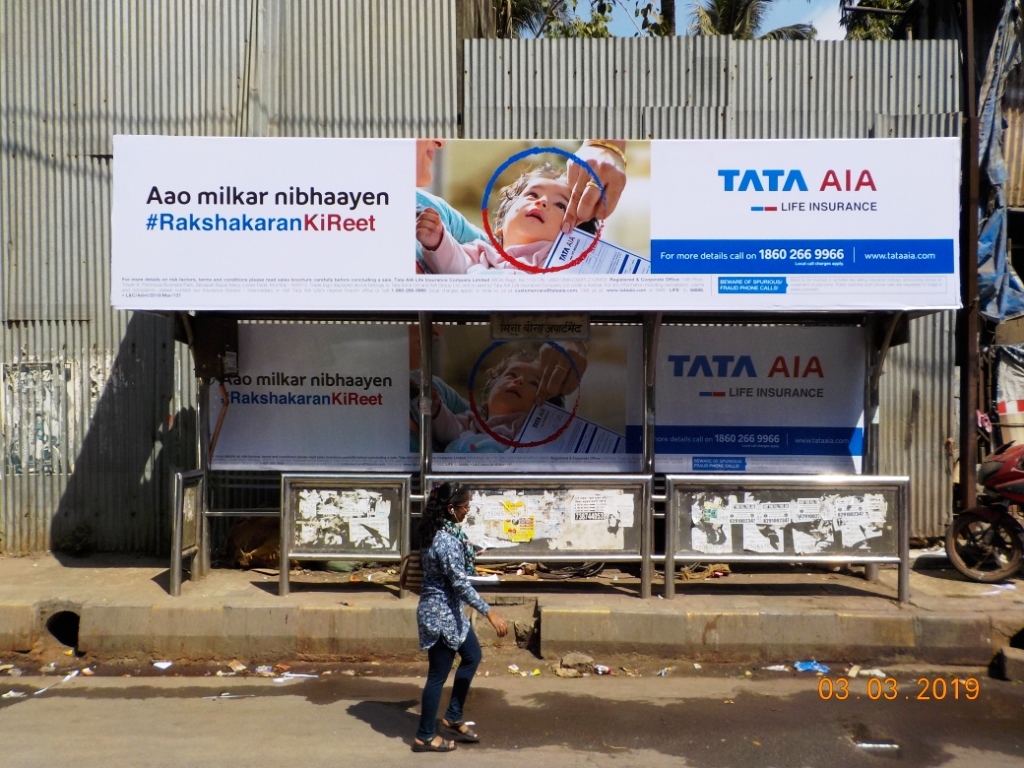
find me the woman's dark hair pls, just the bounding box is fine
[420,481,470,549]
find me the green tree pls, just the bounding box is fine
[495,0,574,38]
[493,0,673,38]
[689,0,817,40]
[634,1,676,35]
[839,0,914,41]
[548,2,614,37]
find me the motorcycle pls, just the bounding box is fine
[946,441,1024,583]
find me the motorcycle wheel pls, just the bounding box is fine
[945,512,1024,583]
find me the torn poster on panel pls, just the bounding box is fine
[462,488,636,552]
[294,488,393,550]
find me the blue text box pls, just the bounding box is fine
[652,239,954,275]
[718,276,788,293]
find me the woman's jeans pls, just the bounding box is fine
[416,628,482,742]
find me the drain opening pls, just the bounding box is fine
[45,610,81,650]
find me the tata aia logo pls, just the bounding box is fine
[717,169,877,192]
[668,355,824,378]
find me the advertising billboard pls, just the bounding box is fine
[652,326,866,474]
[209,322,643,473]
[427,324,643,473]
[651,139,959,310]
[207,324,416,471]
[112,136,959,312]
[208,322,862,475]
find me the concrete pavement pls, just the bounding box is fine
[1,552,1022,667]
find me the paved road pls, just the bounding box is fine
[1,663,1022,767]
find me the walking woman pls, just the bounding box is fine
[413,482,507,753]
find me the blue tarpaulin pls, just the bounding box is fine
[978,0,1024,321]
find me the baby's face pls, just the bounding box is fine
[502,177,570,246]
[486,360,543,416]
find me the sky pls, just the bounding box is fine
[605,0,846,40]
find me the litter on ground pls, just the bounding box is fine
[34,670,79,696]
[272,672,318,683]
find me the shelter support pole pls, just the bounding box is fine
[958,0,980,513]
[170,473,184,596]
[404,313,434,600]
[418,313,433,482]
[898,481,911,604]
[865,313,902,583]
[642,313,661,599]
[197,378,212,579]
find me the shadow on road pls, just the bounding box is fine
[347,699,420,746]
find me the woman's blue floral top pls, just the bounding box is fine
[417,531,490,651]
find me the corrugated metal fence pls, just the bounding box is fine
[1,2,960,552]
[0,0,458,553]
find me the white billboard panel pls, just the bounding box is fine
[113,136,959,311]
[655,326,867,473]
[650,139,960,311]
[207,325,415,471]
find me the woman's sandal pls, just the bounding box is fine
[441,719,481,743]
[412,735,457,753]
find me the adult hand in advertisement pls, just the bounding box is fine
[536,340,589,404]
[561,140,627,234]
[416,207,444,251]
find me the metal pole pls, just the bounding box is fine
[197,378,212,579]
[279,476,290,597]
[194,474,206,582]
[898,481,911,604]
[170,472,183,597]
[419,313,433,480]
[958,0,980,514]
[399,477,411,600]
[865,314,900,583]
[641,313,661,599]
[664,481,676,600]
[408,313,433,601]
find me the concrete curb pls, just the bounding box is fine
[537,606,1024,664]
[3,598,1021,665]
[1000,647,1024,681]
[3,555,1021,666]
[78,602,422,660]
[0,604,35,653]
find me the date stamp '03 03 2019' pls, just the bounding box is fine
[817,676,981,701]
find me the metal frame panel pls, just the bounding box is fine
[278,473,411,596]
[169,470,205,596]
[666,474,910,602]
[424,473,651,559]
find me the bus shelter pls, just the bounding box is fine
[115,136,959,602]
